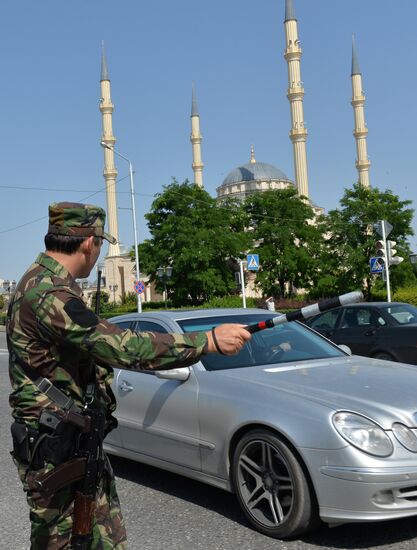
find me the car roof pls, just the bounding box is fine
[108,308,271,323]
[336,302,406,308]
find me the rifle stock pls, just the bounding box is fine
[70,408,105,549]
[72,492,96,540]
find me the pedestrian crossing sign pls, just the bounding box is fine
[247,254,259,271]
[370,257,384,274]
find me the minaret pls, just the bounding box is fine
[351,36,371,188]
[190,84,204,187]
[99,42,120,256]
[284,0,309,199]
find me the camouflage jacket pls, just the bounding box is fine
[7,253,208,428]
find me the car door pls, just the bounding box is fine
[115,319,202,470]
[104,319,134,449]
[331,307,379,356]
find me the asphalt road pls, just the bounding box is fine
[2,329,417,549]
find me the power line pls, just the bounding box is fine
[0,180,383,235]
[0,176,133,235]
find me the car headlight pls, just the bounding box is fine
[333,412,393,457]
[392,423,417,453]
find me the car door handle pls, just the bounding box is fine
[119,381,133,393]
[365,329,376,336]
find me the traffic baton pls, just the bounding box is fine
[246,290,364,334]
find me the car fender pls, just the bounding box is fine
[196,374,346,481]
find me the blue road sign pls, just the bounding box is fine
[370,257,384,274]
[134,280,145,294]
[247,254,259,271]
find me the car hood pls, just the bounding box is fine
[216,355,417,428]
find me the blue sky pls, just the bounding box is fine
[1,0,417,281]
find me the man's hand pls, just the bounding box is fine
[206,324,251,355]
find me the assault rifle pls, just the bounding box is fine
[71,267,105,550]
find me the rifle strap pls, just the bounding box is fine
[36,376,78,412]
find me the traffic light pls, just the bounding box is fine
[376,240,387,263]
[387,240,404,266]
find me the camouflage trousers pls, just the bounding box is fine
[14,455,127,549]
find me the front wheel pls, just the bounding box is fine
[231,429,319,539]
[373,351,395,362]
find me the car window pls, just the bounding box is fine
[178,314,344,371]
[309,310,339,330]
[341,308,376,328]
[114,321,133,330]
[382,304,417,325]
[134,321,168,334]
[356,308,374,326]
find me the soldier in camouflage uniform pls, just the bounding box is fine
[7,202,251,549]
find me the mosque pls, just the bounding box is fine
[97,0,371,305]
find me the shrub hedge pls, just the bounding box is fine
[393,287,417,306]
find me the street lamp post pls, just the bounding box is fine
[3,279,16,304]
[100,142,142,313]
[156,266,173,309]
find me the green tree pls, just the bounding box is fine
[316,183,415,299]
[137,180,251,306]
[0,294,4,311]
[243,188,323,298]
[91,290,109,315]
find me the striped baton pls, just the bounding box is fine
[246,291,364,334]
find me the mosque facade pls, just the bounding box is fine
[94,0,371,304]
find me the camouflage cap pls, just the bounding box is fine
[48,202,117,244]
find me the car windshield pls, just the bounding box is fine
[178,314,345,371]
[380,303,417,325]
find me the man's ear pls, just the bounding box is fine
[80,236,95,254]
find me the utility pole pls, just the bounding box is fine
[380,221,391,303]
[238,260,247,309]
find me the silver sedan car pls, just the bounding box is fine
[105,308,417,539]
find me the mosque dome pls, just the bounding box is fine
[222,161,289,186]
[216,146,294,201]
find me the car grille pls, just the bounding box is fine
[373,486,417,507]
[398,486,417,501]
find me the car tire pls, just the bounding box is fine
[373,351,395,362]
[231,429,319,539]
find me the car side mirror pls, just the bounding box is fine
[338,344,352,356]
[155,367,190,381]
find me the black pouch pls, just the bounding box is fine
[34,426,76,468]
[10,422,33,463]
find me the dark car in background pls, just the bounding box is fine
[306,302,417,364]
